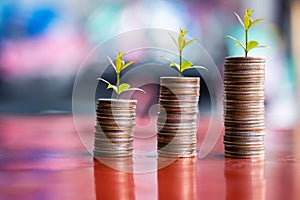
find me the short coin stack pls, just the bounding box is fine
[157,77,200,158]
[224,57,266,159]
[94,98,137,157]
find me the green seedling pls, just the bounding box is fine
[98,52,144,99]
[227,9,267,57]
[163,28,207,76]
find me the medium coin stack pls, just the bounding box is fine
[94,98,137,158]
[157,77,200,158]
[224,57,266,159]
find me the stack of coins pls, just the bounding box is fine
[157,77,200,158]
[224,57,266,159]
[94,98,137,157]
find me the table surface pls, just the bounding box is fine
[0,115,300,200]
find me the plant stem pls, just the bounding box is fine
[116,72,120,99]
[179,49,182,77]
[245,29,248,57]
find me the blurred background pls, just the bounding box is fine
[0,0,298,129]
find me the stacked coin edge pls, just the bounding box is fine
[224,57,266,160]
[157,77,200,158]
[94,98,137,158]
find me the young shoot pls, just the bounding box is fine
[98,52,144,99]
[227,9,267,57]
[163,28,207,76]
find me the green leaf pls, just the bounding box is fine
[178,35,185,51]
[234,12,244,27]
[168,32,178,48]
[191,66,208,72]
[250,18,264,27]
[244,9,253,30]
[180,61,193,73]
[236,41,246,50]
[184,38,198,48]
[226,35,246,50]
[246,40,259,51]
[180,28,188,35]
[106,56,116,73]
[121,61,133,71]
[118,83,131,95]
[115,52,125,73]
[229,9,266,57]
[97,77,111,86]
[127,87,146,94]
[169,61,180,71]
[178,28,187,51]
[107,84,118,93]
[97,78,118,93]
[246,9,253,16]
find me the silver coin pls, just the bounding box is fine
[224,73,265,77]
[94,125,134,132]
[158,77,200,158]
[158,149,197,158]
[224,149,265,155]
[96,109,136,114]
[224,117,265,122]
[225,126,265,131]
[158,143,197,148]
[95,125,134,131]
[94,136,134,141]
[224,152,265,159]
[158,130,197,136]
[94,151,132,158]
[224,143,264,149]
[225,71,265,75]
[224,121,265,126]
[157,124,197,130]
[224,96,264,101]
[224,134,264,139]
[160,77,200,84]
[158,115,198,121]
[224,99,264,103]
[158,138,197,144]
[224,108,264,113]
[94,133,133,139]
[224,132,265,137]
[159,96,199,102]
[223,140,264,146]
[94,144,134,150]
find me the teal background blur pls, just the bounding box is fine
[0,0,298,129]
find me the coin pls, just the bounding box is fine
[157,149,197,158]
[157,77,200,158]
[224,57,266,159]
[94,98,137,158]
[94,150,133,158]
[224,152,265,160]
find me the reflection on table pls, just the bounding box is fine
[1,115,300,200]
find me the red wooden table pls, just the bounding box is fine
[0,115,299,200]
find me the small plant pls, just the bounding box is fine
[163,28,206,77]
[227,9,267,57]
[98,52,144,99]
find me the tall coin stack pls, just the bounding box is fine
[157,77,200,158]
[94,98,137,158]
[224,57,266,159]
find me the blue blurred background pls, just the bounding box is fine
[0,0,298,129]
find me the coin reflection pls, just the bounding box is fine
[93,158,134,200]
[158,158,197,200]
[225,159,265,200]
